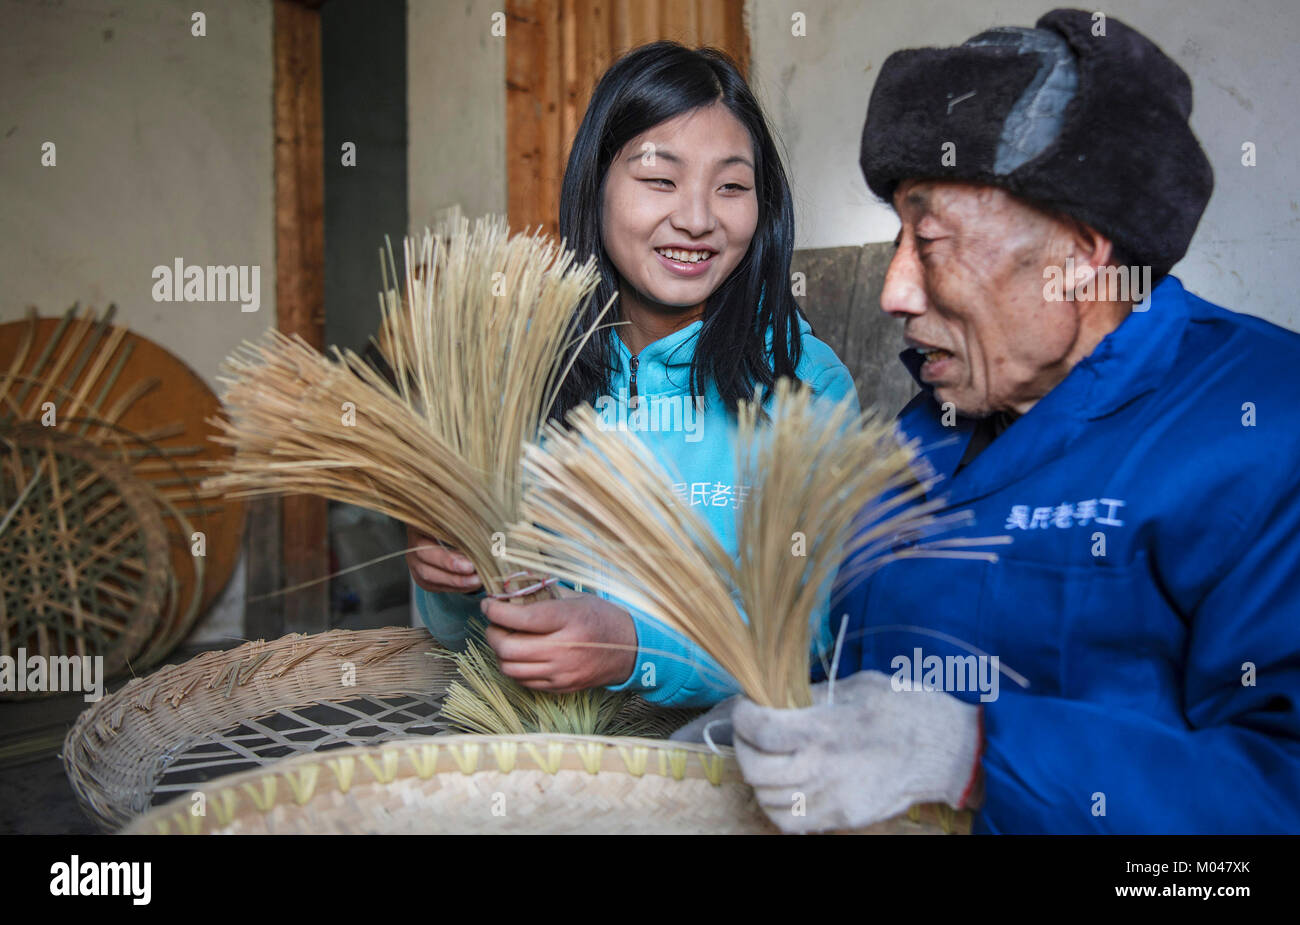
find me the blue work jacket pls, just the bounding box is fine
[829,275,1300,834]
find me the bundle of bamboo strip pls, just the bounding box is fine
[205,214,610,598]
[202,214,687,738]
[505,379,1010,709]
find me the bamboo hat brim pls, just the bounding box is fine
[63,626,693,831]
[120,732,971,835]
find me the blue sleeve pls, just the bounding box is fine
[605,602,741,707]
[413,585,482,651]
[415,578,585,650]
[607,581,837,707]
[976,476,1300,834]
[808,363,860,413]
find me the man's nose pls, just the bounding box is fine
[880,240,927,318]
[670,186,716,238]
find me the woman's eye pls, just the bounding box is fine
[643,178,674,189]
[720,183,751,192]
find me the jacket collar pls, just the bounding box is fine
[612,315,815,367]
[898,274,1190,501]
[613,319,700,368]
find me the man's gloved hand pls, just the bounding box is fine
[732,670,984,834]
[669,695,740,745]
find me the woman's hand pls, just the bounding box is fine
[405,526,482,594]
[480,591,637,692]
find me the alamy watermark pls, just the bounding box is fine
[1043,258,1152,307]
[890,647,1000,703]
[0,649,104,702]
[152,258,261,312]
[50,855,150,905]
[594,389,704,443]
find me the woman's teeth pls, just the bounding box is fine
[656,248,713,264]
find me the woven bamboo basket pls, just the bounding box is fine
[119,733,971,835]
[1,426,171,687]
[0,307,246,671]
[62,626,692,831]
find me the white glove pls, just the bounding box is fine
[732,670,983,834]
[668,696,740,745]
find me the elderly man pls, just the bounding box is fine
[714,9,1300,834]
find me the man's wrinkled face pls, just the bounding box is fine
[882,179,1083,417]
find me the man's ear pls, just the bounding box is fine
[1058,217,1116,298]
[1067,218,1115,268]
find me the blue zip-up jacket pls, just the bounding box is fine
[828,275,1300,834]
[416,315,858,706]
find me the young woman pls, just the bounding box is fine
[407,42,857,707]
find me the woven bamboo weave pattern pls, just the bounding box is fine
[0,307,245,669]
[1,427,170,685]
[63,626,694,830]
[121,733,971,835]
[63,626,454,830]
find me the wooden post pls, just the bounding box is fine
[255,0,329,639]
[507,0,565,239]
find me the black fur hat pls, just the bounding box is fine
[860,8,1213,279]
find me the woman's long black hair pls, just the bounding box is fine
[551,41,804,422]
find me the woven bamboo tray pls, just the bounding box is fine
[63,627,456,830]
[62,626,693,831]
[0,307,246,670]
[119,732,970,835]
[1,426,171,686]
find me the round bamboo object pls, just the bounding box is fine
[62,626,694,831]
[0,309,245,667]
[0,427,170,688]
[120,733,971,835]
[63,627,455,830]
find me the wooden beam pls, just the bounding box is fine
[274,0,325,350]
[265,0,329,638]
[507,0,565,239]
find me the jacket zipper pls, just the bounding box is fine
[628,354,640,410]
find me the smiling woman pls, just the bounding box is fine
[554,43,802,417]
[598,103,759,354]
[409,42,859,708]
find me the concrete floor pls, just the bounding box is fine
[0,677,132,835]
[0,602,413,835]
[0,650,208,835]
